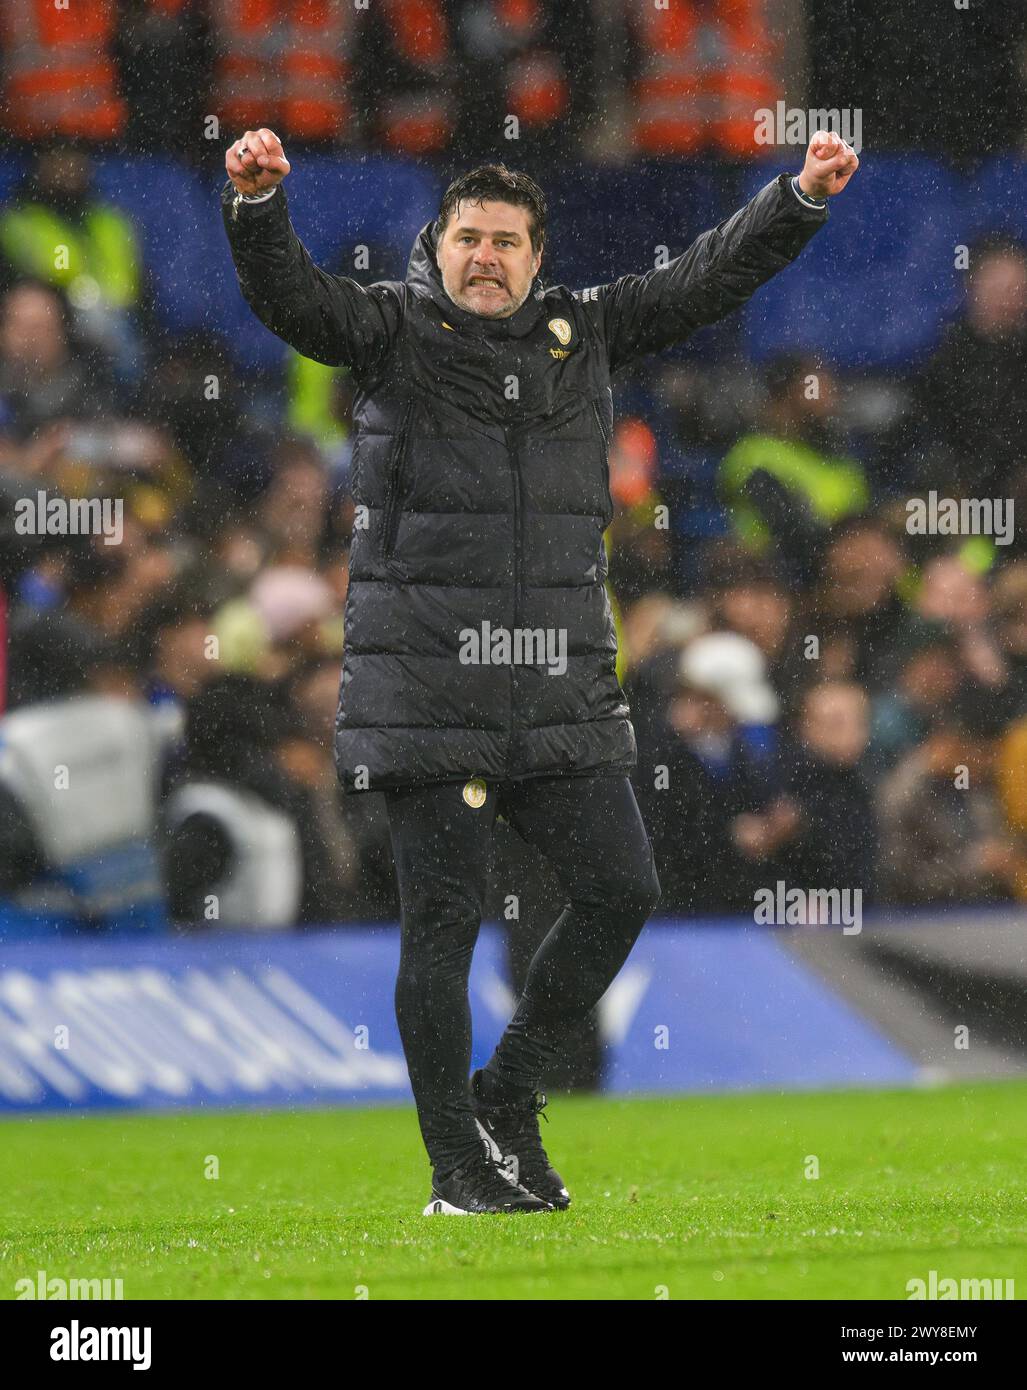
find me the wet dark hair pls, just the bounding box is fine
[435,163,547,257]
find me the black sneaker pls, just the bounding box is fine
[422,1135,552,1215]
[470,1069,571,1210]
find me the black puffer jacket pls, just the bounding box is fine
[221,173,827,793]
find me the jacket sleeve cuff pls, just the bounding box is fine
[790,174,828,210]
[222,179,286,225]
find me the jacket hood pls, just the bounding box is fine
[405,220,547,338]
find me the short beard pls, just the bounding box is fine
[446,277,529,319]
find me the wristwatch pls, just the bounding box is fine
[230,185,278,220]
[790,175,827,210]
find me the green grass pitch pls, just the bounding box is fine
[2,1081,1025,1300]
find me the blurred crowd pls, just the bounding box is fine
[619,229,1027,916]
[2,0,1025,165]
[3,1,1027,933]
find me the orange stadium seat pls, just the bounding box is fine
[497,0,569,132]
[377,0,453,154]
[213,0,353,142]
[631,0,780,158]
[1,0,127,141]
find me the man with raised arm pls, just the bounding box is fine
[222,129,858,1215]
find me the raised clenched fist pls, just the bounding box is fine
[225,128,292,197]
[798,130,859,200]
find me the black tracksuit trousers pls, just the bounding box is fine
[384,772,661,1174]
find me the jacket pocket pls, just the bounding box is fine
[592,397,614,529]
[379,401,415,562]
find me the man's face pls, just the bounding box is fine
[435,198,542,319]
[970,252,1027,337]
[800,684,869,767]
[1,286,66,369]
[719,584,792,659]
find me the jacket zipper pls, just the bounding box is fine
[592,397,615,527]
[505,424,523,772]
[380,402,414,562]
[592,396,612,448]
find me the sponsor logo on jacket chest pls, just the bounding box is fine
[548,316,573,358]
